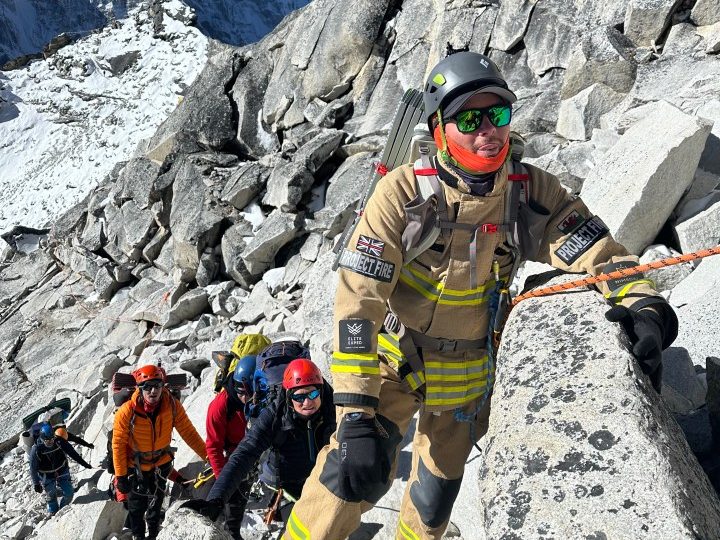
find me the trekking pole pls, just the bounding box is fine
[512,245,720,307]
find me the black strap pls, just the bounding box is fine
[405,327,485,352]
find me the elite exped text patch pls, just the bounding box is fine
[338,319,373,353]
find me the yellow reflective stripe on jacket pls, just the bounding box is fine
[425,354,494,406]
[378,333,425,389]
[378,334,403,363]
[605,279,656,301]
[285,510,310,540]
[331,351,380,375]
[425,387,488,407]
[397,518,421,540]
[399,266,496,305]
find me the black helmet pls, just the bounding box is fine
[423,52,517,129]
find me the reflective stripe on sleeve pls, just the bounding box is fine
[286,509,310,540]
[605,279,656,302]
[397,518,421,540]
[331,351,381,375]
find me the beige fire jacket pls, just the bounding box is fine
[331,156,669,412]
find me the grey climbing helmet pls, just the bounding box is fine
[423,51,517,129]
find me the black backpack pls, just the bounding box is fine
[245,341,310,419]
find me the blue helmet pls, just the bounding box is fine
[39,423,54,440]
[232,355,257,390]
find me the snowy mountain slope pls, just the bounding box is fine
[184,0,310,46]
[0,0,310,65]
[0,0,207,235]
[0,0,145,65]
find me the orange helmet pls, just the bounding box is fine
[54,427,69,440]
[132,364,165,385]
[282,359,322,390]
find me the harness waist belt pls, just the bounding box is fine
[405,328,485,352]
[38,460,68,474]
[135,446,172,463]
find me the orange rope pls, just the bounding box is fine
[512,245,720,306]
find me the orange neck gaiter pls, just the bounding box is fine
[433,126,509,174]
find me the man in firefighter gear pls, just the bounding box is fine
[112,364,207,540]
[285,51,678,539]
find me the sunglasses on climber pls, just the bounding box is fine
[141,380,163,391]
[289,388,321,403]
[451,104,512,133]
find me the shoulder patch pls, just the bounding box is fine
[338,319,373,353]
[554,216,609,265]
[356,235,385,257]
[337,249,395,283]
[557,210,585,234]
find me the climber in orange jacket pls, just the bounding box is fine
[112,364,207,540]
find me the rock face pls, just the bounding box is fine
[581,101,712,254]
[3,0,720,537]
[480,287,720,538]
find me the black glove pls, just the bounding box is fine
[180,498,223,521]
[605,306,664,389]
[116,475,131,495]
[83,442,95,449]
[34,484,43,493]
[337,413,390,502]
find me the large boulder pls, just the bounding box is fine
[240,210,301,276]
[674,199,720,254]
[624,0,683,47]
[556,83,624,141]
[580,100,712,254]
[32,499,126,540]
[479,284,720,537]
[140,47,241,164]
[170,158,225,281]
[669,255,720,369]
[561,26,636,100]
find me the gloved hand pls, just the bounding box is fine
[337,413,390,502]
[83,442,95,449]
[34,484,43,493]
[605,306,664,389]
[115,475,131,495]
[180,498,223,521]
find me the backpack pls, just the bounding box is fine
[244,340,310,419]
[20,398,72,455]
[104,370,187,475]
[211,333,271,393]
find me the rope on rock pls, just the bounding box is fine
[512,245,720,307]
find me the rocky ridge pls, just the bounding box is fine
[0,0,719,538]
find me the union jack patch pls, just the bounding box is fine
[356,235,385,257]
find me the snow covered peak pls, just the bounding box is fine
[0,1,208,234]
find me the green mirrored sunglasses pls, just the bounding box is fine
[452,105,512,133]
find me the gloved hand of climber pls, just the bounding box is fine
[337,413,391,502]
[115,475,131,495]
[605,305,666,391]
[33,484,43,494]
[179,498,223,521]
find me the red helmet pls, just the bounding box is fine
[132,365,166,385]
[282,359,322,390]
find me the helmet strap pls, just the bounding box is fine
[436,109,458,167]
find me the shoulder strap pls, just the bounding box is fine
[505,159,531,248]
[404,153,444,265]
